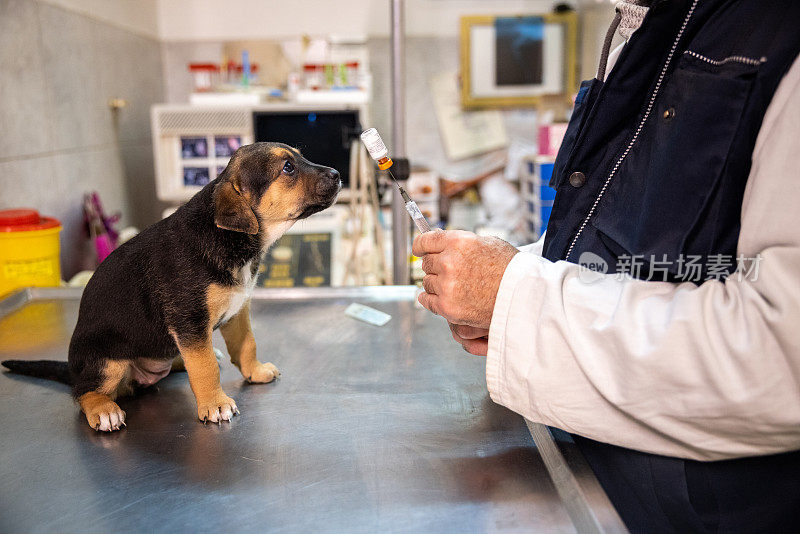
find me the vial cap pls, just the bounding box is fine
[360,128,389,160]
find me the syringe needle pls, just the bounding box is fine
[361,127,433,233]
[386,167,399,185]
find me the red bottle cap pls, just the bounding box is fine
[0,209,61,232]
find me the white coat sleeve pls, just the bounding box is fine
[518,232,546,255]
[486,54,800,461]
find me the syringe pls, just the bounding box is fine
[360,128,432,233]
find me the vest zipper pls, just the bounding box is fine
[565,0,700,261]
[684,50,766,67]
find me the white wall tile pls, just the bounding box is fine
[37,3,107,152]
[1,1,165,278]
[0,0,50,159]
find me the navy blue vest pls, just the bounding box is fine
[544,0,800,531]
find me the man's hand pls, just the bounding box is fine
[412,230,518,330]
[449,323,489,356]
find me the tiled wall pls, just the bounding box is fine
[0,0,164,277]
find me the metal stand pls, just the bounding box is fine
[343,141,390,286]
[390,0,410,285]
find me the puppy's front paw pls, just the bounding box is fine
[85,401,126,432]
[246,362,280,384]
[197,392,239,424]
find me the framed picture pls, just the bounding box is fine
[460,12,577,109]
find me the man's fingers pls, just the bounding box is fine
[419,291,456,322]
[421,254,443,275]
[462,337,488,356]
[418,291,441,316]
[412,229,447,257]
[463,338,488,356]
[450,326,489,356]
[449,323,489,340]
[422,274,440,295]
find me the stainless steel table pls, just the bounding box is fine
[0,287,626,533]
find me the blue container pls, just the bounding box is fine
[540,205,553,227]
[538,161,554,183]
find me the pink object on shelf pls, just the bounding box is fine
[82,192,121,266]
[538,123,569,157]
[95,233,115,263]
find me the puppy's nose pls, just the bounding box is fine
[317,168,342,196]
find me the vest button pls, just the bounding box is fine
[569,171,586,188]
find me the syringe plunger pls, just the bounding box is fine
[360,128,393,170]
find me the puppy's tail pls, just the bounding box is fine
[2,360,71,385]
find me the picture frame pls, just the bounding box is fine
[460,12,577,109]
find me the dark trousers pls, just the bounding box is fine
[574,436,800,533]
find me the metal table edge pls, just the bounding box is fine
[0,288,35,318]
[526,420,629,534]
[1,286,421,310]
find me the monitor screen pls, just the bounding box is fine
[253,111,360,187]
[181,137,208,158]
[214,135,241,157]
[183,166,210,186]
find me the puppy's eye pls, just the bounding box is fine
[283,161,295,174]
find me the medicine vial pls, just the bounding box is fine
[360,128,394,170]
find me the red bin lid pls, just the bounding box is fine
[0,209,61,232]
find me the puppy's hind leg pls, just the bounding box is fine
[220,301,280,384]
[77,360,130,432]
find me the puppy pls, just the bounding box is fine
[2,142,341,431]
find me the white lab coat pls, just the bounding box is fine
[486,53,800,461]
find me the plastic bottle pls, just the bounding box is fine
[360,128,393,170]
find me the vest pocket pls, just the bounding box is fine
[589,57,759,273]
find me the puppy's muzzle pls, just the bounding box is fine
[296,167,342,220]
[316,168,342,199]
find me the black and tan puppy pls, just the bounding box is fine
[2,142,340,431]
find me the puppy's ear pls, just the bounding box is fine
[213,179,259,234]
